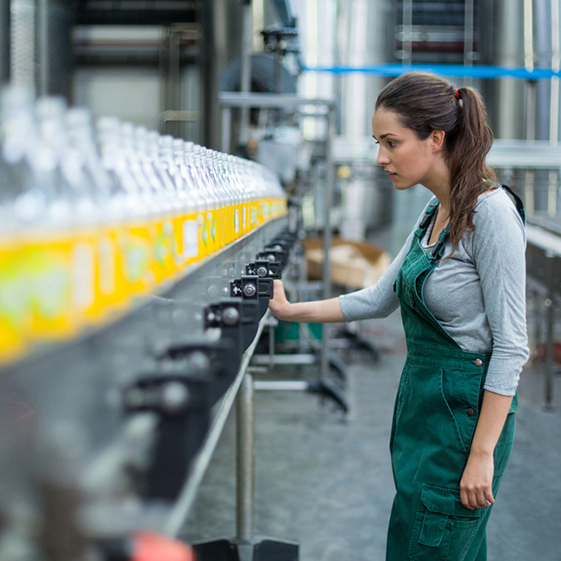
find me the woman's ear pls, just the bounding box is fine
[430,130,446,152]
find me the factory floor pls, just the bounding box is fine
[180,308,561,561]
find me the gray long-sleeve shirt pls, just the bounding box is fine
[339,188,529,396]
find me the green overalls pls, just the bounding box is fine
[387,186,525,561]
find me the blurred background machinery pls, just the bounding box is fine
[1,1,561,560]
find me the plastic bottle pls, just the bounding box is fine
[0,86,36,361]
[186,142,219,255]
[171,138,205,265]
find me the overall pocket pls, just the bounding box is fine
[409,484,485,561]
[439,369,476,454]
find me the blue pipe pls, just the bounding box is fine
[302,63,561,80]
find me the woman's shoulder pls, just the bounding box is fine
[472,186,525,232]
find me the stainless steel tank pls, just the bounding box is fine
[336,0,391,239]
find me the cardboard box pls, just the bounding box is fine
[302,238,391,289]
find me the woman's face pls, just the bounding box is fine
[372,107,443,191]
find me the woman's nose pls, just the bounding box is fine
[376,147,389,166]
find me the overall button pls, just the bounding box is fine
[467,408,476,417]
[474,358,483,366]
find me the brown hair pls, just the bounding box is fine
[375,72,497,256]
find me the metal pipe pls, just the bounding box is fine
[524,0,535,140]
[251,354,316,365]
[239,1,252,147]
[548,169,557,215]
[525,169,535,214]
[533,289,542,356]
[545,295,554,408]
[253,381,308,391]
[236,372,254,541]
[544,249,555,408]
[221,107,232,153]
[268,317,275,371]
[464,0,474,86]
[402,0,413,65]
[551,0,560,145]
[524,0,535,73]
[37,0,49,95]
[321,107,335,382]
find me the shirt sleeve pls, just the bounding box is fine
[338,199,434,322]
[469,192,529,396]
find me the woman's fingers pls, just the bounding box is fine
[459,452,495,510]
[460,483,495,510]
[269,279,290,320]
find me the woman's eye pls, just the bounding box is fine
[388,141,396,148]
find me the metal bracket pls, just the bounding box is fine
[245,259,281,279]
[160,339,238,404]
[230,276,274,318]
[257,248,287,269]
[205,299,260,355]
[122,360,212,501]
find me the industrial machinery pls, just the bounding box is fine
[0,86,303,560]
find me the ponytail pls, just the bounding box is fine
[376,73,497,256]
[445,87,496,255]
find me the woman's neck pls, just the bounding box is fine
[423,159,452,215]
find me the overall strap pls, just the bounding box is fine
[417,200,440,233]
[425,184,525,262]
[500,183,526,224]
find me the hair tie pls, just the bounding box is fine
[455,88,460,99]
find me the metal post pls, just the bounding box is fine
[37,0,49,95]
[221,106,232,153]
[402,0,413,65]
[321,108,335,381]
[534,289,542,355]
[525,169,535,214]
[239,1,252,148]
[236,372,254,541]
[524,0,535,142]
[545,297,554,409]
[550,0,560,146]
[545,253,555,409]
[464,0,474,86]
[167,27,181,137]
[548,170,558,216]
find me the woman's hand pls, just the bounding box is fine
[458,390,513,510]
[459,451,495,510]
[268,279,293,321]
[268,280,345,323]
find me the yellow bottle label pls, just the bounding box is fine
[24,239,77,340]
[152,219,178,283]
[0,242,29,362]
[0,190,288,364]
[242,204,248,234]
[176,213,202,268]
[234,206,240,238]
[118,224,155,295]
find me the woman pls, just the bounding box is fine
[268,72,528,561]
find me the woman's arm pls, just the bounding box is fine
[268,279,345,323]
[458,193,527,510]
[459,390,513,510]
